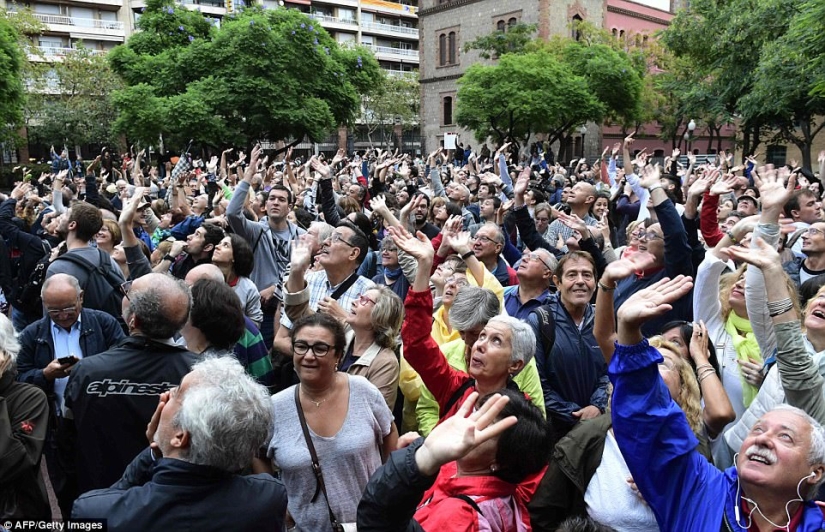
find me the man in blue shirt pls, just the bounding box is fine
[504,248,556,320]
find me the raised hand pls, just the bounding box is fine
[638,163,661,190]
[450,231,472,255]
[415,392,517,476]
[617,275,694,328]
[369,194,389,216]
[687,171,714,199]
[724,236,782,273]
[689,320,710,364]
[387,225,434,262]
[623,133,634,147]
[119,186,147,230]
[290,234,314,271]
[602,252,657,285]
[86,155,101,175]
[556,212,589,237]
[331,148,346,166]
[514,168,530,198]
[709,172,738,196]
[672,148,680,159]
[11,182,31,200]
[753,164,795,215]
[612,142,621,157]
[309,156,331,179]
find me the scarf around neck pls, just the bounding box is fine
[724,311,762,407]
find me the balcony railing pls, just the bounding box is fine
[361,21,417,36]
[385,69,417,77]
[366,44,419,58]
[361,0,417,15]
[35,46,107,57]
[310,13,358,26]
[33,13,125,31]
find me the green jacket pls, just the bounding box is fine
[415,338,546,436]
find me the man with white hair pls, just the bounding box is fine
[72,357,287,530]
[610,274,825,531]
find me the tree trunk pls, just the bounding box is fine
[800,119,812,171]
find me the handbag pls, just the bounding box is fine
[294,386,356,532]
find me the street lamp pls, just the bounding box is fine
[578,125,588,159]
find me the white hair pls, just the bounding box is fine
[0,313,20,366]
[487,315,535,372]
[174,356,273,472]
[769,404,825,499]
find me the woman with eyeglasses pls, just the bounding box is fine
[284,235,403,408]
[267,312,398,532]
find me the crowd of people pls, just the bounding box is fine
[3,137,825,531]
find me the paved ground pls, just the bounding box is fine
[41,460,62,520]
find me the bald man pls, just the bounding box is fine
[183,264,275,391]
[544,181,598,254]
[64,273,199,494]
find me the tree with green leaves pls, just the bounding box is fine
[463,22,536,60]
[661,0,824,166]
[456,33,642,154]
[109,0,381,151]
[361,72,419,149]
[0,11,26,147]
[456,49,604,148]
[26,46,123,156]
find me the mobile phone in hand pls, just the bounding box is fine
[57,356,79,366]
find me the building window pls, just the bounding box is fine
[766,145,787,167]
[443,96,454,125]
[612,28,618,37]
[497,20,506,31]
[572,15,583,41]
[508,17,517,27]
[438,28,459,67]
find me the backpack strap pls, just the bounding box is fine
[440,378,476,421]
[533,305,556,354]
[55,249,125,293]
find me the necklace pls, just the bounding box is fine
[308,396,328,408]
[301,383,333,408]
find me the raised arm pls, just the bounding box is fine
[611,275,725,531]
[594,252,657,362]
[726,231,825,425]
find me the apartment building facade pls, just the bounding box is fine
[2,0,419,160]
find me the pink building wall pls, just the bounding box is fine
[601,0,736,155]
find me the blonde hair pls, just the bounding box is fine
[719,264,800,322]
[101,219,122,246]
[625,220,644,242]
[649,336,703,437]
[369,285,405,350]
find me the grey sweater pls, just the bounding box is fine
[226,181,305,292]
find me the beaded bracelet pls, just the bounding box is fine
[767,298,794,318]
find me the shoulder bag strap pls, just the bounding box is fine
[329,272,359,301]
[294,386,341,530]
